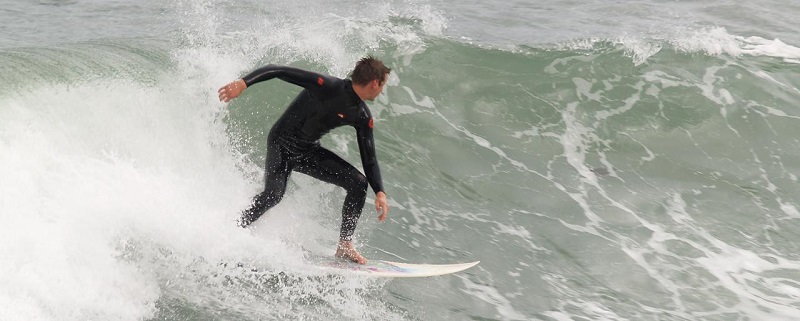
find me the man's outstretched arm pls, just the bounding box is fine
[218,65,338,102]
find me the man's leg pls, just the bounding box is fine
[239,142,292,227]
[295,147,369,263]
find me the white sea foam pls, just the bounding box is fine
[0,79,245,319]
[612,27,800,65]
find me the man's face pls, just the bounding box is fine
[367,74,388,101]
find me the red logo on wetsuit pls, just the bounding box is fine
[317,77,324,86]
[369,118,374,128]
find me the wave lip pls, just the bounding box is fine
[523,27,800,65]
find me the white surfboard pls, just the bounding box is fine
[316,260,479,278]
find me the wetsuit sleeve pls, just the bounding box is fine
[356,116,384,194]
[241,64,339,99]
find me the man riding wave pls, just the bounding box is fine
[218,57,391,264]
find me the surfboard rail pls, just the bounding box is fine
[317,260,480,278]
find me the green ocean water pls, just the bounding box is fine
[2,1,800,320]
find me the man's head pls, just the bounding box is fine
[350,56,391,101]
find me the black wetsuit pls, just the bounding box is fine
[237,65,384,241]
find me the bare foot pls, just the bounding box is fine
[335,241,367,265]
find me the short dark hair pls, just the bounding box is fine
[350,56,391,86]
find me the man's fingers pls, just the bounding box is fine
[218,86,229,102]
[376,201,389,221]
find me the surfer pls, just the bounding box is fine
[218,57,391,265]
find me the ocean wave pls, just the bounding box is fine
[539,27,800,65]
[4,2,800,319]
